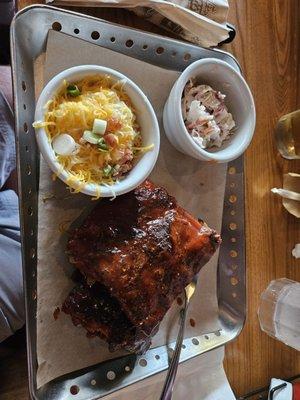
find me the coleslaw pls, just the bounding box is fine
[182,80,236,149]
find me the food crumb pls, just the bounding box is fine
[53,307,60,320]
[42,193,56,203]
[59,220,71,234]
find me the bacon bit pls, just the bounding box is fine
[119,148,133,165]
[104,133,118,147]
[118,161,132,175]
[107,117,122,132]
[53,307,60,320]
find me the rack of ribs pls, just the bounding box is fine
[62,180,221,353]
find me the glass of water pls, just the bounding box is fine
[275,110,300,159]
[258,278,300,351]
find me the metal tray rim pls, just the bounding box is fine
[11,5,246,399]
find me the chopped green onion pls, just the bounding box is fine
[93,118,107,135]
[67,84,81,97]
[83,130,99,144]
[98,137,108,151]
[103,165,113,177]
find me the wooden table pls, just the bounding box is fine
[1,0,300,398]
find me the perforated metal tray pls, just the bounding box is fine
[11,5,246,400]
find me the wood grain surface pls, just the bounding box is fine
[224,0,300,395]
[1,0,299,398]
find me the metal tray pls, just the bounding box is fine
[11,5,246,400]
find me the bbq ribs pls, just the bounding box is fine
[62,180,221,353]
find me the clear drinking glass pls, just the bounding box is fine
[258,278,300,351]
[275,110,300,159]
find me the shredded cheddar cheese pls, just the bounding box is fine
[35,75,153,193]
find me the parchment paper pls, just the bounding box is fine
[44,0,230,47]
[36,30,227,388]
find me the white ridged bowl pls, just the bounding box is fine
[34,65,160,197]
[163,58,256,163]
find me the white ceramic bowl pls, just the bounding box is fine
[35,65,160,197]
[163,58,256,163]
